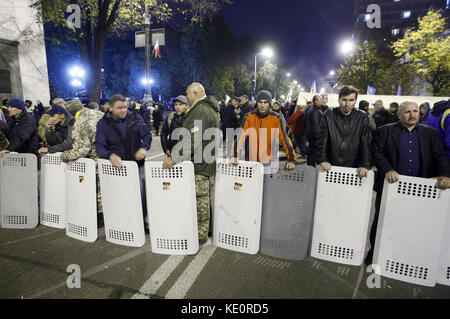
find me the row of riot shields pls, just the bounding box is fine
[0,153,449,287]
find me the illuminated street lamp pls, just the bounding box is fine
[340,40,354,55]
[329,70,336,76]
[69,66,85,78]
[141,78,154,85]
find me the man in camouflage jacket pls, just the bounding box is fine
[61,101,105,214]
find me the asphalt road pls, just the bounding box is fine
[1,132,449,299]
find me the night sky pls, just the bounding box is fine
[219,0,355,89]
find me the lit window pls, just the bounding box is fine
[402,10,411,19]
[392,28,400,36]
[446,0,449,9]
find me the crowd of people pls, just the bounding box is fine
[0,83,449,259]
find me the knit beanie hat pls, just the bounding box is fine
[8,98,27,112]
[256,90,273,106]
[48,105,68,116]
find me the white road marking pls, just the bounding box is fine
[165,245,217,299]
[0,229,62,247]
[132,255,185,299]
[25,245,150,299]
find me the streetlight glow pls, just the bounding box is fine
[261,47,274,58]
[69,66,85,78]
[141,78,154,85]
[329,70,336,76]
[71,79,81,87]
[340,40,354,55]
[286,73,291,77]
[293,80,298,85]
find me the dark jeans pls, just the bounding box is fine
[293,135,305,157]
[306,146,317,167]
[368,187,383,256]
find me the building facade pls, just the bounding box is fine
[353,0,449,42]
[0,0,51,105]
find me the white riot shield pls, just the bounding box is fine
[439,207,450,286]
[145,161,198,255]
[373,176,450,287]
[0,153,38,229]
[65,158,98,242]
[213,159,264,255]
[310,166,374,266]
[99,159,145,247]
[260,163,317,260]
[40,153,66,228]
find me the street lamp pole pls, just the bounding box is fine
[253,54,257,99]
[144,4,153,105]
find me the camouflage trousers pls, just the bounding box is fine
[195,174,211,240]
[95,166,103,214]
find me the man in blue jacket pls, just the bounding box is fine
[0,98,39,158]
[95,94,152,219]
[427,100,450,161]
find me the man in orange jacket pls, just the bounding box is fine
[231,90,297,170]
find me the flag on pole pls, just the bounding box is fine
[286,87,293,102]
[366,85,377,95]
[153,39,160,58]
[225,95,231,104]
[310,80,316,93]
[397,84,402,96]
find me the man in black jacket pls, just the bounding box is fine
[305,95,326,166]
[372,100,391,128]
[239,95,253,117]
[0,98,39,157]
[38,105,75,155]
[317,86,372,178]
[366,101,450,264]
[161,95,188,159]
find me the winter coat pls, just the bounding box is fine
[427,100,450,161]
[179,96,220,177]
[419,103,431,124]
[61,108,104,162]
[234,110,297,163]
[316,107,372,169]
[373,108,391,128]
[6,111,39,154]
[95,110,152,167]
[371,122,450,193]
[305,105,328,151]
[287,108,305,136]
[240,101,254,118]
[46,113,75,153]
[160,111,183,154]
